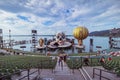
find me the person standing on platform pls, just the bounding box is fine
[63,53,67,62]
[108,56,112,61]
[83,57,89,66]
[100,56,105,64]
[58,53,64,70]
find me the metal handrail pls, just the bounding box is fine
[79,68,87,80]
[82,67,93,80]
[93,68,116,80]
[18,69,38,80]
[79,67,93,80]
[0,69,26,79]
[0,59,56,80]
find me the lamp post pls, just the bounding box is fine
[9,29,11,49]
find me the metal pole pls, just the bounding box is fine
[91,58,92,66]
[100,69,102,80]
[93,68,95,78]
[38,63,40,75]
[81,57,82,66]
[72,60,74,73]
[28,69,30,80]
[90,38,93,52]
[9,29,12,49]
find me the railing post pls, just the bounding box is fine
[40,60,42,74]
[100,69,102,80]
[28,69,30,80]
[38,63,40,75]
[81,57,82,66]
[91,58,92,66]
[72,60,74,73]
[49,60,53,73]
[93,68,95,78]
[51,60,54,73]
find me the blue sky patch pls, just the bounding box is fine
[17,15,29,21]
[42,21,54,26]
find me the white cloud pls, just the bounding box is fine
[0,0,120,35]
[93,6,120,20]
[70,6,91,18]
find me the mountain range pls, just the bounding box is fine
[89,28,120,37]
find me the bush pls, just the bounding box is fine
[0,55,57,79]
[66,59,82,69]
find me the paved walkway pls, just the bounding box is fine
[35,57,83,80]
[31,57,83,80]
[54,57,72,75]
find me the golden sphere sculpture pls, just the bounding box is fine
[39,38,44,47]
[73,26,89,46]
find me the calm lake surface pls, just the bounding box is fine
[3,35,120,53]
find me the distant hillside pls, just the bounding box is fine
[89,28,120,37]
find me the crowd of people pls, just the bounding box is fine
[99,56,112,64]
[83,56,112,66]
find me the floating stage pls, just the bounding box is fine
[36,32,73,50]
[35,32,87,53]
[36,45,46,50]
[47,41,72,49]
[74,45,85,49]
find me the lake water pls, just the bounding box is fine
[3,35,120,53]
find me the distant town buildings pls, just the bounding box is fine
[109,28,120,36]
[109,28,120,49]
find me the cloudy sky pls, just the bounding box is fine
[0,0,120,35]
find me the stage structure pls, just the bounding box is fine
[89,38,93,52]
[0,29,3,48]
[73,26,89,52]
[31,30,37,52]
[109,28,120,49]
